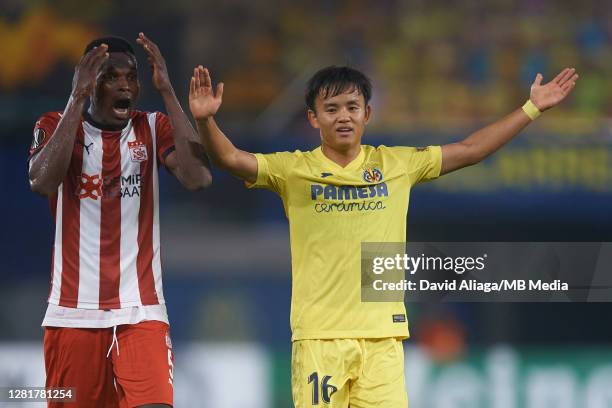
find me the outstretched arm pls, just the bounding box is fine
[137,32,212,190]
[189,66,257,183]
[29,44,109,196]
[440,68,579,175]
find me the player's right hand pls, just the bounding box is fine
[189,66,224,120]
[71,44,109,99]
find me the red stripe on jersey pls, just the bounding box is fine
[59,126,84,307]
[49,192,58,220]
[99,132,122,308]
[134,117,159,305]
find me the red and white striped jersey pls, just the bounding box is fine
[30,111,175,310]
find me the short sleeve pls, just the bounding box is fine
[246,151,297,197]
[29,112,61,160]
[391,145,442,185]
[155,112,175,166]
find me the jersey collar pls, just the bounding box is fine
[313,145,365,172]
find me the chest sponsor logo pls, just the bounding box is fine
[76,173,143,200]
[128,140,148,162]
[310,182,389,213]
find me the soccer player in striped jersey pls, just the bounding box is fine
[189,65,577,407]
[28,34,211,408]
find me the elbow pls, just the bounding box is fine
[467,153,484,167]
[471,149,490,165]
[202,173,213,188]
[29,176,55,197]
[197,173,213,190]
[182,173,213,191]
[462,143,487,166]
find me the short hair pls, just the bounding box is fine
[84,36,135,56]
[305,66,372,112]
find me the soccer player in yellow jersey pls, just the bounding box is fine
[188,65,578,407]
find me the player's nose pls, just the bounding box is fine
[116,76,130,92]
[338,108,350,122]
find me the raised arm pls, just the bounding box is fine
[29,45,109,196]
[440,68,579,175]
[136,33,212,190]
[188,66,258,184]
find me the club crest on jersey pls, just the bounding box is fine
[363,167,383,183]
[128,140,148,162]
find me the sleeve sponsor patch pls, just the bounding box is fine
[31,128,47,151]
[392,314,406,323]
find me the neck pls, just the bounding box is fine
[321,143,361,167]
[85,107,127,131]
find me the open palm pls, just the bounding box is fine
[530,68,578,111]
[189,66,224,120]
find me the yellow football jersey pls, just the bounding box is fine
[249,144,442,340]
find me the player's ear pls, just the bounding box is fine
[364,104,372,124]
[307,109,320,129]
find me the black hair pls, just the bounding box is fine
[305,66,372,112]
[84,36,135,56]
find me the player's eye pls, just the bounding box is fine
[326,108,337,113]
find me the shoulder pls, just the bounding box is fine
[255,150,305,176]
[370,145,430,156]
[130,110,155,122]
[33,111,64,137]
[260,149,305,160]
[35,111,63,126]
[362,144,406,158]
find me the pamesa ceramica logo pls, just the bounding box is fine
[363,167,383,183]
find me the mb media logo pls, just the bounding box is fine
[363,168,383,183]
[77,173,103,200]
[76,173,143,200]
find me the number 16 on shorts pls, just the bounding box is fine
[308,372,337,405]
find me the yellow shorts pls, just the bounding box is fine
[291,338,407,408]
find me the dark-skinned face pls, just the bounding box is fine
[90,52,139,128]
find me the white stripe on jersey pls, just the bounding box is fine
[77,123,103,308]
[149,113,165,303]
[49,184,63,303]
[119,122,142,306]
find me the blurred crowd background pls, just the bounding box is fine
[1,0,612,406]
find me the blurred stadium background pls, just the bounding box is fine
[2,0,612,406]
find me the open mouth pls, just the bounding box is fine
[112,98,132,118]
[336,127,353,134]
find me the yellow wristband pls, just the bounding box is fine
[522,100,541,120]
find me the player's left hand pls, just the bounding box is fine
[136,32,173,94]
[529,68,578,111]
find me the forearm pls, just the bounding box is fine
[195,117,245,170]
[160,88,212,189]
[461,107,531,162]
[29,95,87,196]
